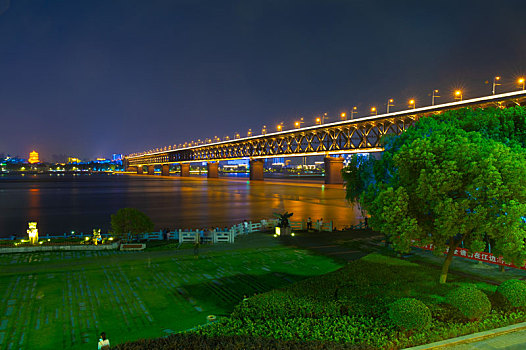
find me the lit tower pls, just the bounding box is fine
[28,150,40,164]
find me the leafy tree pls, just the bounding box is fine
[363,123,526,283]
[341,154,375,218]
[111,208,154,241]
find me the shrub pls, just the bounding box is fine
[495,279,526,310]
[387,298,431,331]
[446,285,491,321]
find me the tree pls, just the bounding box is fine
[111,208,154,241]
[362,123,526,283]
[341,154,375,218]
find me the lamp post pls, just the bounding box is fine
[340,112,346,121]
[247,129,252,137]
[518,77,525,90]
[316,112,328,124]
[350,106,357,119]
[277,123,283,132]
[294,117,304,129]
[386,99,394,113]
[492,76,501,95]
[370,107,377,116]
[432,89,440,105]
[454,90,463,101]
[262,125,267,135]
[408,99,416,109]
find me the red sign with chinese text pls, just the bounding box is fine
[414,243,526,271]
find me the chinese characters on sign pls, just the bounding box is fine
[413,242,526,271]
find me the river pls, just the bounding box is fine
[0,173,361,238]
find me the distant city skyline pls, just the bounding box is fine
[1,0,525,159]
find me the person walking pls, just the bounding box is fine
[98,332,110,349]
[307,217,312,231]
[193,236,200,259]
[243,219,249,234]
[318,218,324,232]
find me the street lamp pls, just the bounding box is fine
[454,90,463,101]
[350,106,357,119]
[262,125,267,135]
[247,129,252,137]
[315,117,321,125]
[235,133,240,139]
[295,117,304,128]
[370,107,377,116]
[432,89,440,105]
[386,99,394,113]
[408,99,416,109]
[518,77,525,90]
[492,76,501,95]
[340,112,347,121]
[277,123,283,132]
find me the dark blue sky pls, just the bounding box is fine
[1,0,525,160]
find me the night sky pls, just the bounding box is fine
[1,0,525,160]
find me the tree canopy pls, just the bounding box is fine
[111,208,154,241]
[344,106,526,283]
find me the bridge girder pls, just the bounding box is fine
[126,90,526,167]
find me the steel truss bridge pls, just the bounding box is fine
[125,90,526,168]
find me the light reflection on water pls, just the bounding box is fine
[0,174,361,237]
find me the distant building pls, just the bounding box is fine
[28,150,40,164]
[67,157,81,164]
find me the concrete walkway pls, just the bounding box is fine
[405,322,526,350]
[445,329,526,349]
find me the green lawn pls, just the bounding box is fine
[196,253,526,349]
[0,235,342,350]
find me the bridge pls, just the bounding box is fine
[125,90,526,184]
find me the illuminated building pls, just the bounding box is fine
[28,150,40,164]
[67,157,81,164]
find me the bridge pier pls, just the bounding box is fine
[207,162,218,178]
[137,166,143,175]
[126,166,137,173]
[324,157,344,185]
[249,159,264,181]
[161,164,170,176]
[147,165,155,175]
[180,163,190,177]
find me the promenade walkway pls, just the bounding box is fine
[444,329,526,349]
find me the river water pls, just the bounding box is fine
[0,173,360,238]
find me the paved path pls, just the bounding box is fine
[435,329,526,350]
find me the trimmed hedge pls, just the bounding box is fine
[446,285,491,321]
[495,279,526,310]
[113,333,372,350]
[388,298,431,331]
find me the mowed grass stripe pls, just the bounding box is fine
[0,235,342,350]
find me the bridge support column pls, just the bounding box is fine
[249,159,264,181]
[147,165,155,175]
[324,157,344,185]
[137,166,143,175]
[126,166,137,173]
[161,164,170,176]
[180,163,190,177]
[207,162,219,178]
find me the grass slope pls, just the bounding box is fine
[192,253,526,349]
[0,235,341,350]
